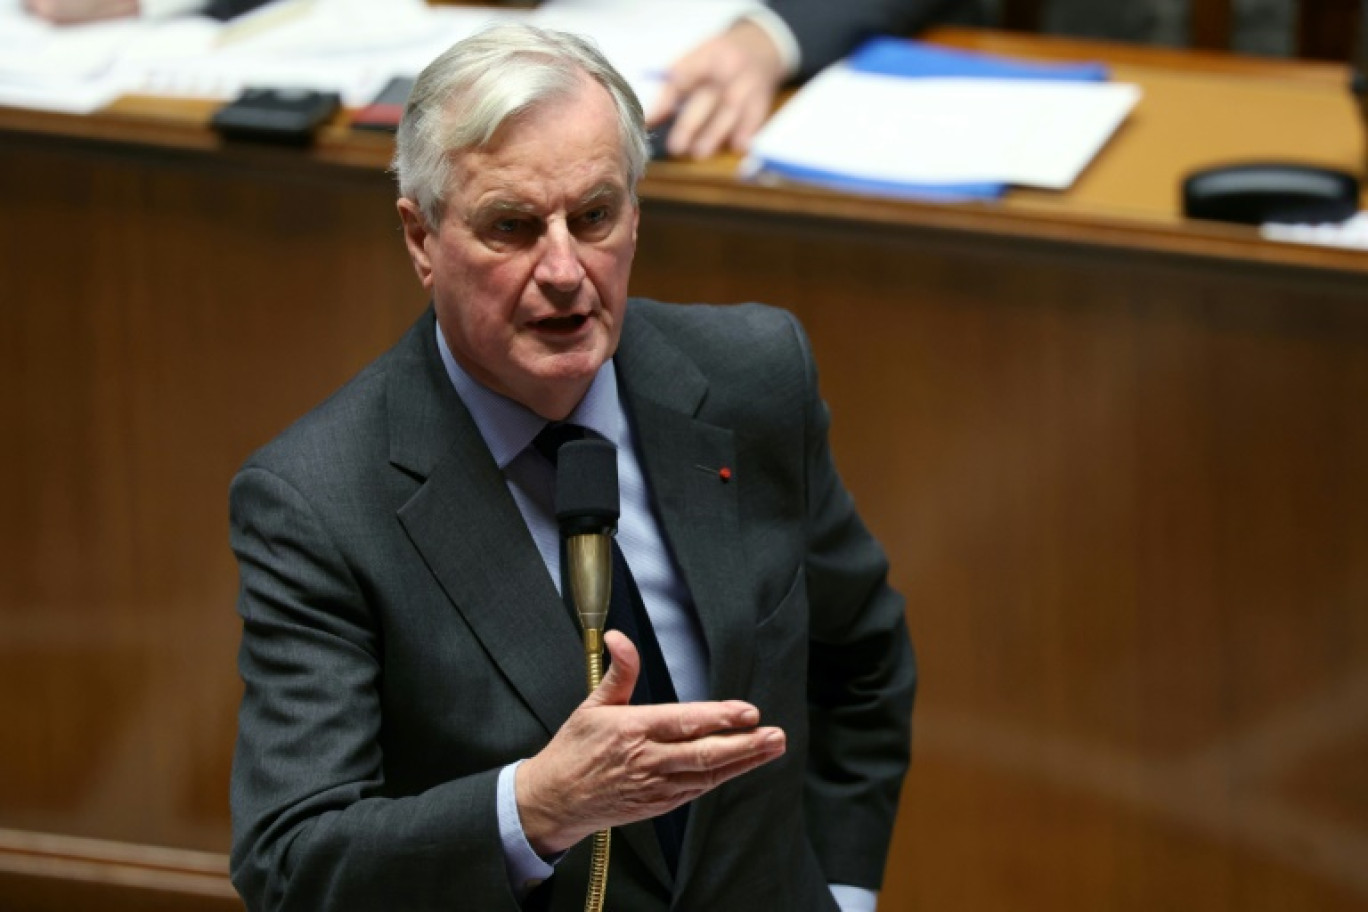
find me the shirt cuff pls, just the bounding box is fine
[830,884,879,912]
[139,0,205,17]
[740,7,801,79]
[497,760,559,900]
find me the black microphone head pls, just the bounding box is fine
[554,438,620,533]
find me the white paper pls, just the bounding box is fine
[1263,212,1368,250]
[0,0,149,110]
[113,1,520,105]
[0,0,522,111]
[0,74,125,113]
[0,0,756,114]
[747,65,1142,192]
[0,5,142,84]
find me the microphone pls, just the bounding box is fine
[552,437,618,912]
[554,438,619,676]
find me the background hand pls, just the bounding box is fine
[24,0,138,23]
[647,18,786,159]
[516,631,786,856]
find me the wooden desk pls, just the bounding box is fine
[1,29,1365,911]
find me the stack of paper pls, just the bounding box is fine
[0,0,144,112]
[116,0,517,108]
[0,0,754,116]
[745,38,1142,200]
[0,0,525,112]
[1263,212,1368,249]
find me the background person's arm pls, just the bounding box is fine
[24,0,136,23]
[649,0,974,158]
[25,0,203,22]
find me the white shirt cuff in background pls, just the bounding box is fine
[741,6,801,78]
[139,0,207,17]
[830,883,879,912]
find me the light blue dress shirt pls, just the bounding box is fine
[435,324,876,912]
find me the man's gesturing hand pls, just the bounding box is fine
[516,631,786,856]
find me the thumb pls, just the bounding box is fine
[586,630,640,707]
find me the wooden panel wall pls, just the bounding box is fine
[0,135,424,907]
[631,204,1368,911]
[2,131,1365,909]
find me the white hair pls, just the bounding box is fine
[392,23,649,227]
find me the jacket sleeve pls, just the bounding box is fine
[784,309,917,890]
[228,465,522,912]
[770,0,973,77]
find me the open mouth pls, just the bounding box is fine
[532,314,589,334]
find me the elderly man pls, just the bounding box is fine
[229,23,914,912]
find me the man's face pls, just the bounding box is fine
[398,75,639,420]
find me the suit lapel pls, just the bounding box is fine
[388,313,585,736]
[385,307,753,896]
[625,401,751,702]
[616,306,755,888]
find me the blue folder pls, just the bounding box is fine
[754,37,1110,201]
[847,37,1109,83]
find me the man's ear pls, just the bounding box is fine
[397,198,436,290]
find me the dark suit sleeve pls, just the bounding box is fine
[783,310,917,890]
[229,466,520,912]
[770,0,973,77]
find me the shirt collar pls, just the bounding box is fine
[435,320,624,469]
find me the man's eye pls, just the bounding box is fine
[493,218,526,234]
[575,207,614,233]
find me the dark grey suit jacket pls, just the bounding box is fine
[772,0,985,77]
[229,299,915,911]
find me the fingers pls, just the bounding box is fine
[607,726,786,818]
[649,34,716,122]
[668,85,724,158]
[686,78,776,160]
[519,695,784,852]
[654,21,785,159]
[653,725,786,781]
[652,735,788,803]
[608,721,786,823]
[599,702,786,810]
[645,80,681,128]
[591,633,765,742]
[655,40,726,157]
[639,699,759,742]
[727,86,775,152]
[585,630,639,708]
[519,630,786,853]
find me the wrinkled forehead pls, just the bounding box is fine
[443,78,634,201]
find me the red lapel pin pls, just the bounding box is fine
[693,464,732,483]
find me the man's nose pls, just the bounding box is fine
[534,222,586,293]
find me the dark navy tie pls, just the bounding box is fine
[533,422,687,874]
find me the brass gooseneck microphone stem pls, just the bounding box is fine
[566,532,612,912]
